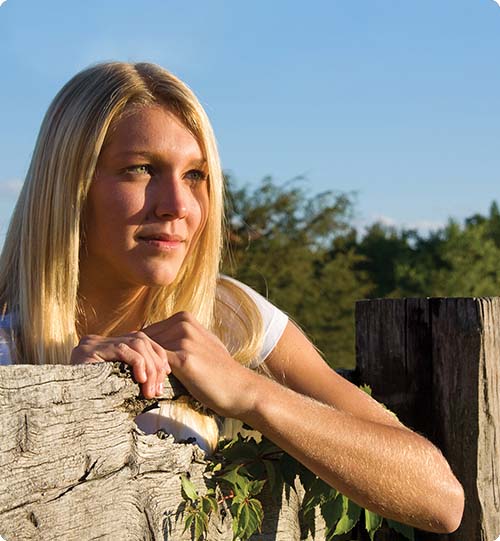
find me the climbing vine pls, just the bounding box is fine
[180,385,415,541]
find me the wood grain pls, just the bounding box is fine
[0,363,319,540]
[356,297,500,541]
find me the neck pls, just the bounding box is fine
[77,281,149,337]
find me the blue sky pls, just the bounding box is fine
[1,0,500,242]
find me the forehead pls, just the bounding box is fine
[102,105,204,159]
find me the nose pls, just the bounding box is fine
[152,174,189,220]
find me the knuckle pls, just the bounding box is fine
[176,311,195,323]
[128,337,145,350]
[178,321,194,338]
[156,357,168,371]
[78,335,94,346]
[129,353,145,367]
[116,342,130,353]
[176,350,190,366]
[177,337,191,351]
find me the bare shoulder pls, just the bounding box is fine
[264,321,406,430]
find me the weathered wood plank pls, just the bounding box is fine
[0,364,315,541]
[431,297,500,541]
[355,297,500,541]
[0,363,215,541]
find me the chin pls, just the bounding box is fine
[134,266,183,288]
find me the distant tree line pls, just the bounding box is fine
[222,176,500,369]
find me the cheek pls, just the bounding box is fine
[185,191,209,257]
[89,184,144,231]
[193,190,210,234]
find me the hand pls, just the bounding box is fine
[143,312,260,418]
[71,332,171,399]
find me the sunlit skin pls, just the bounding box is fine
[72,105,464,534]
[78,106,209,335]
[74,106,209,395]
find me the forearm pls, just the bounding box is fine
[241,375,464,533]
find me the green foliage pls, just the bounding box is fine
[355,203,500,299]
[365,509,384,540]
[386,519,415,541]
[223,175,500,371]
[396,218,500,297]
[180,400,414,540]
[180,474,218,540]
[223,176,371,369]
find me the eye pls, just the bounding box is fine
[125,164,152,176]
[185,169,208,183]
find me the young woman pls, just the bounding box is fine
[0,62,464,533]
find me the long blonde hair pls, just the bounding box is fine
[0,61,263,367]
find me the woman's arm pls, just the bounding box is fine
[245,320,464,533]
[144,313,464,534]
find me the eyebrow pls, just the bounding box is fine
[111,150,207,167]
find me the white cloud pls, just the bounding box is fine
[404,219,445,234]
[359,214,445,235]
[0,0,7,7]
[372,215,397,227]
[492,0,500,6]
[0,178,23,195]
[0,181,22,240]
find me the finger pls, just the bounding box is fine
[147,340,170,396]
[149,339,170,371]
[135,332,169,396]
[114,342,148,385]
[142,311,199,342]
[142,318,176,341]
[71,339,144,375]
[125,336,158,398]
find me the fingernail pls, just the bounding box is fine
[157,382,164,395]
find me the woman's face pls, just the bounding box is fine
[81,105,209,292]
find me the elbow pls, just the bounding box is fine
[432,478,465,534]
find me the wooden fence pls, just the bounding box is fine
[0,363,320,540]
[0,297,498,540]
[355,298,500,541]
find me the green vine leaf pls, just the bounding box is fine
[179,385,416,541]
[202,494,218,515]
[247,479,266,497]
[182,513,194,535]
[231,497,264,540]
[329,494,361,537]
[180,474,198,502]
[386,518,415,541]
[219,465,250,493]
[359,383,373,396]
[365,509,383,540]
[263,455,282,501]
[278,450,299,487]
[320,493,345,532]
[193,513,206,540]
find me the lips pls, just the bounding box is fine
[137,231,185,242]
[137,232,186,250]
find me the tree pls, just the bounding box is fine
[355,223,417,298]
[395,218,500,297]
[222,176,371,369]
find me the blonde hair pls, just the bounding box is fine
[0,61,263,368]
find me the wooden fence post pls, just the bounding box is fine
[0,364,308,541]
[355,298,500,541]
